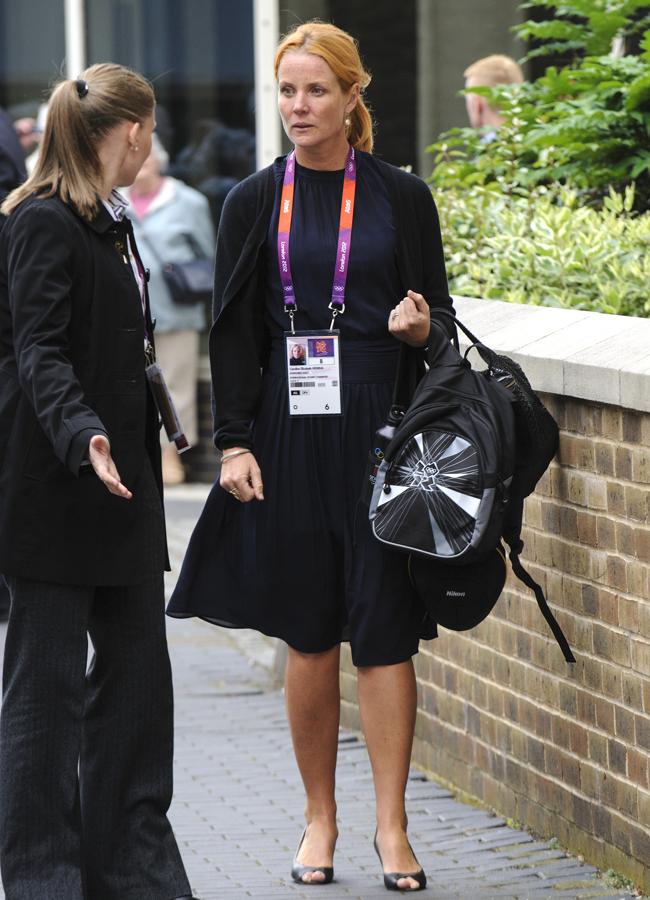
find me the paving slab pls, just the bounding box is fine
[0,485,638,899]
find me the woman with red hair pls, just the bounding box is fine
[169,21,456,892]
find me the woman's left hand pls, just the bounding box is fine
[388,290,431,347]
[88,434,133,500]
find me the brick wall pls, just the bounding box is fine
[192,296,649,888]
[339,299,650,891]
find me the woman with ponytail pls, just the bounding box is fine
[169,21,455,892]
[0,64,195,900]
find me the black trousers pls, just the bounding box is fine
[0,575,191,900]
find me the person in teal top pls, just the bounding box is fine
[125,135,215,484]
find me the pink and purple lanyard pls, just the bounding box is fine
[277,146,357,333]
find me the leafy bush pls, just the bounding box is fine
[515,0,650,61]
[428,3,650,208]
[428,0,650,317]
[436,184,650,317]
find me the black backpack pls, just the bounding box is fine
[368,312,575,663]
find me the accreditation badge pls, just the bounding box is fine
[284,330,342,416]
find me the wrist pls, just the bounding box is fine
[221,448,252,464]
[413,322,430,348]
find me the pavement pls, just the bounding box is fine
[0,484,639,900]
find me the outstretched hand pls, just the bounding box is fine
[88,434,132,500]
[388,290,431,347]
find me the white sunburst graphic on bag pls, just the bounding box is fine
[374,430,481,557]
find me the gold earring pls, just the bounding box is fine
[130,143,139,152]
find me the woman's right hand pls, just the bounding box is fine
[220,449,264,503]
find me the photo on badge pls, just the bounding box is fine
[287,341,307,366]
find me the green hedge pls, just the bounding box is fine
[436,184,650,317]
[429,1,650,317]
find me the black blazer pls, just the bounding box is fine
[208,151,456,451]
[0,195,167,585]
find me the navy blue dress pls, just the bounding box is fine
[168,158,436,666]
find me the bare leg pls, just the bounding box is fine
[285,645,340,884]
[358,658,422,891]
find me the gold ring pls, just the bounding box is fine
[229,489,241,500]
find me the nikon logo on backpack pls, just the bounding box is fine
[368,308,575,663]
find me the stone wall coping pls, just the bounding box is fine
[197,298,650,413]
[453,296,650,413]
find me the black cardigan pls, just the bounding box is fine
[209,151,455,450]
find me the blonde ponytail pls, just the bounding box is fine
[2,63,154,220]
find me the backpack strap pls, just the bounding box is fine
[429,307,460,350]
[435,307,575,662]
[430,307,500,366]
[391,344,424,422]
[505,531,576,663]
[396,303,460,412]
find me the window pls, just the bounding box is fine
[0,0,65,114]
[85,0,256,224]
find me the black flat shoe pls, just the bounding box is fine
[373,830,427,892]
[291,828,334,885]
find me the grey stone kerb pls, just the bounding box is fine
[453,296,650,413]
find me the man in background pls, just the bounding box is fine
[463,54,524,139]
